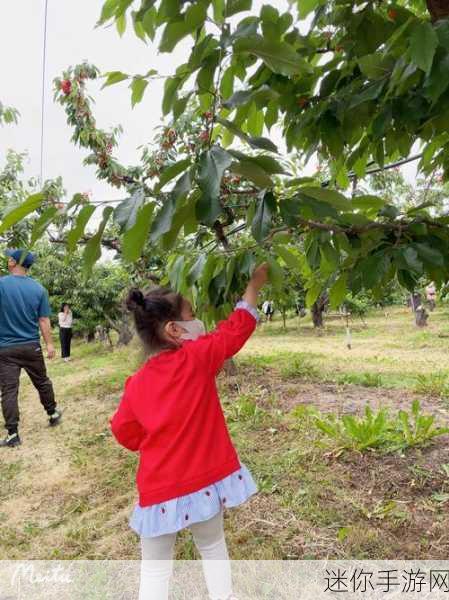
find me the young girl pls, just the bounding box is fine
[110,263,269,600]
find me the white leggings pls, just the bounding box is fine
[139,509,233,600]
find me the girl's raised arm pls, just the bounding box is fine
[186,263,269,373]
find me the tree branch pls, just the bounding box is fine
[426,0,449,22]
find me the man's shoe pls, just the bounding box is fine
[0,432,21,447]
[49,409,63,427]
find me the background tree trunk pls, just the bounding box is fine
[85,330,95,343]
[410,292,429,327]
[107,313,134,346]
[312,293,328,328]
[426,0,449,21]
[415,308,429,327]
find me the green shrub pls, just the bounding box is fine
[414,372,449,398]
[312,401,449,454]
[337,372,383,388]
[280,356,319,380]
[227,395,266,425]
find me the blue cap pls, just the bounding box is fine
[5,249,36,269]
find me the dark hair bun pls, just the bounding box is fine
[126,289,145,311]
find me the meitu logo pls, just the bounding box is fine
[11,563,72,586]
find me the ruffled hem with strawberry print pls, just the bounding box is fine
[129,463,258,538]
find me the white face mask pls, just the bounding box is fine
[174,319,206,341]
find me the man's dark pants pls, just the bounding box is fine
[0,343,56,435]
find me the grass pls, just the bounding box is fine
[0,306,448,560]
[247,306,449,390]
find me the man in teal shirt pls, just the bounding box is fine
[0,249,62,447]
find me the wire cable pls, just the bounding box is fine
[40,0,49,184]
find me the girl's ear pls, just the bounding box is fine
[164,320,182,339]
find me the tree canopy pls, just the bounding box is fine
[2,0,449,317]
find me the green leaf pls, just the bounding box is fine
[352,195,386,212]
[0,193,44,235]
[187,254,207,285]
[212,0,225,22]
[410,22,438,74]
[358,253,390,289]
[154,158,192,193]
[150,197,175,244]
[413,243,444,267]
[329,272,348,309]
[113,189,146,231]
[300,187,352,210]
[226,0,252,17]
[265,101,278,131]
[142,7,157,39]
[251,192,276,241]
[357,54,391,80]
[168,255,186,291]
[159,21,189,53]
[133,16,146,41]
[99,0,120,24]
[30,207,58,245]
[83,207,113,276]
[230,160,273,188]
[159,3,206,53]
[102,71,129,88]
[217,116,278,153]
[267,256,283,293]
[67,205,96,252]
[116,13,126,36]
[162,77,182,115]
[349,80,386,108]
[220,67,235,99]
[246,102,264,137]
[274,244,302,272]
[248,136,278,153]
[297,0,321,19]
[130,78,149,107]
[234,35,306,76]
[196,146,233,225]
[424,53,449,104]
[400,246,423,274]
[123,203,154,261]
[222,89,254,109]
[305,281,323,307]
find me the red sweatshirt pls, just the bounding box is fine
[110,308,257,507]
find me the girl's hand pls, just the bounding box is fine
[242,263,270,307]
[250,263,269,290]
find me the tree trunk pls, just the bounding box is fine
[85,330,95,343]
[107,313,134,346]
[117,320,134,346]
[415,308,429,327]
[281,309,287,330]
[410,292,429,327]
[312,293,328,328]
[426,0,449,21]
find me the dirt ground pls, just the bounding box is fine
[1,320,449,560]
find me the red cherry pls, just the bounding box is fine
[199,131,210,142]
[297,97,309,108]
[61,80,72,95]
[388,8,398,20]
[335,45,343,53]
[202,111,213,120]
